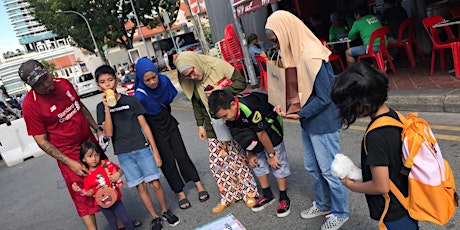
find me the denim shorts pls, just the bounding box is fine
[350,45,381,56]
[252,141,291,178]
[117,147,161,187]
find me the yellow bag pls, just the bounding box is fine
[365,111,458,229]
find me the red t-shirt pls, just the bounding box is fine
[22,78,95,160]
[83,160,123,206]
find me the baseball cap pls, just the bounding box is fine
[18,60,48,86]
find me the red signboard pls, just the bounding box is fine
[233,0,278,18]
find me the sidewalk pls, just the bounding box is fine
[162,63,460,113]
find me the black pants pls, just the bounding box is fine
[154,126,201,193]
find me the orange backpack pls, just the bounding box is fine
[365,111,458,230]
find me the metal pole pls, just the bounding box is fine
[56,10,102,61]
[184,0,210,55]
[129,0,152,59]
[229,0,257,86]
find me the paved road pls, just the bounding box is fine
[0,92,459,230]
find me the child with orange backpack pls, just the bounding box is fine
[330,63,457,230]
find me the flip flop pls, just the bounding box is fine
[198,190,210,202]
[178,198,191,209]
[118,219,142,229]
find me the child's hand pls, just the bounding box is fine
[248,152,258,167]
[102,91,109,107]
[72,182,82,192]
[109,171,120,183]
[154,153,162,168]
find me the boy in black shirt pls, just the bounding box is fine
[208,90,291,218]
[95,65,179,230]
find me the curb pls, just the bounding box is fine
[387,88,460,113]
[163,71,460,113]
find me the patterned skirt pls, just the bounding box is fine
[208,138,258,204]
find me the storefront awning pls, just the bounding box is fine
[233,0,279,18]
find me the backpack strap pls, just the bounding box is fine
[364,111,408,230]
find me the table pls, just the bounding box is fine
[326,38,351,48]
[432,19,460,28]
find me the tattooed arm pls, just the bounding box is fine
[33,134,88,176]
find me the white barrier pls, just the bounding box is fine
[0,118,44,167]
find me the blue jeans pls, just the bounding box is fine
[301,129,349,218]
[117,147,161,187]
[384,215,419,230]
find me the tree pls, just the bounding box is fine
[27,0,179,53]
[40,60,56,74]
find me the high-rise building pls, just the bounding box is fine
[3,0,58,52]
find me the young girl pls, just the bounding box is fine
[330,62,419,229]
[72,141,134,230]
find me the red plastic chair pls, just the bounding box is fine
[388,17,425,67]
[254,55,268,91]
[319,39,345,72]
[357,26,397,74]
[422,16,460,77]
[222,24,245,72]
[424,15,459,43]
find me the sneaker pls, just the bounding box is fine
[150,217,163,230]
[276,199,291,217]
[251,196,275,212]
[162,210,180,226]
[300,201,331,219]
[321,214,349,230]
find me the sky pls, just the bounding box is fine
[0,3,23,56]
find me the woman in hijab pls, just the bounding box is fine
[175,51,258,214]
[266,11,350,230]
[134,57,209,210]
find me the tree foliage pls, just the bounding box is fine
[27,0,179,53]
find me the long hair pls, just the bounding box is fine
[331,62,388,128]
[79,141,108,168]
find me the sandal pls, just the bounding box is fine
[244,197,256,208]
[118,219,142,229]
[178,198,191,209]
[198,190,210,202]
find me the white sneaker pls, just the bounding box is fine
[300,201,331,219]
[321,214,349,230]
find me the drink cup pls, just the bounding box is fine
[106,89,117,107]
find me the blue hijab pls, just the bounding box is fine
[134,57,178,115]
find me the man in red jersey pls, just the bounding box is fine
[19,59,102,229]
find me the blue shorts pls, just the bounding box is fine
[117,147,161,187]
[252,141,290,178]
[349,45,381,56]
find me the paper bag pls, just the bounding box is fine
[267,61,302,114]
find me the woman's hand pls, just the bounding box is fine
[204,84,222,97]
[273,105,300,120]
[198,126,207,141]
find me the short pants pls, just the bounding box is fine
[252,141,291,178]
[117,146,161,187]
[349,44,381,56]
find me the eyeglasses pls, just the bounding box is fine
[184,67,195,78]
[269,38,279,44]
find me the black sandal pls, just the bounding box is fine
[178,198,191,209]
[118,219,142,229]
[198,190,210,202]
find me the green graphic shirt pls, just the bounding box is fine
[348,15,383,46]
